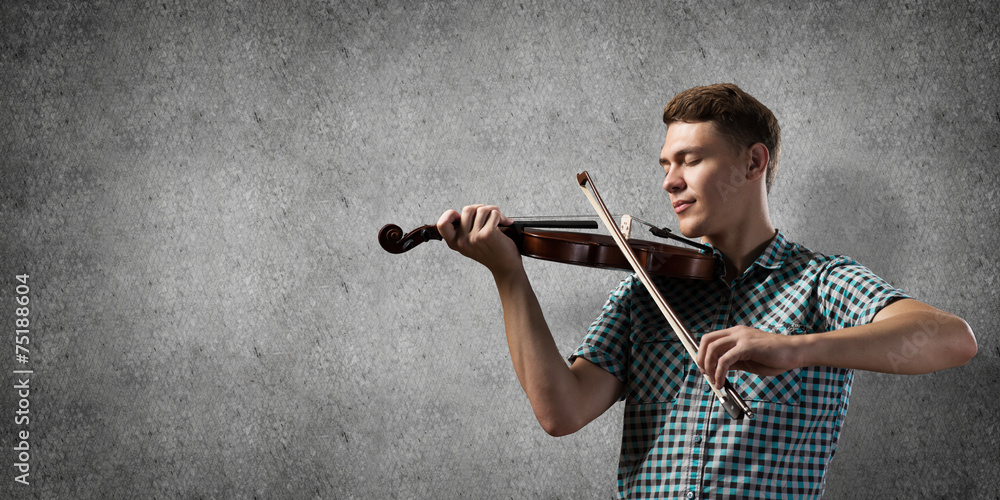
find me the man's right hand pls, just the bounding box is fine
[436,205,523,276]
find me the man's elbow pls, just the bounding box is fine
[541,422,581,438]
[949,317,977,367]
[908,309,977,372]
[536,411,584,437]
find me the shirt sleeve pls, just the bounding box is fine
[567,275,635,385]
[817,257,910,330]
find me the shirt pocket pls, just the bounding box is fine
[736,320,805,405]
[628,328,688,404]
[737,369,801,406]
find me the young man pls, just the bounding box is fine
[435,83,977,498]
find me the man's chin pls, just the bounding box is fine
[676,221,703,240]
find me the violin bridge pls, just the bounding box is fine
[620,214,634,240]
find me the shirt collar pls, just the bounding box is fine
[755,229,789,270]
[704,229,789,279]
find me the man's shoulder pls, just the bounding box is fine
[778,237,860,274]
[779,238,896,298]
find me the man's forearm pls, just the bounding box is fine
[492,267,584,432]
[493,267,626,436]
[434,205,620,434]
[799,300,976,374]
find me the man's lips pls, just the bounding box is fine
[672,199,694,214]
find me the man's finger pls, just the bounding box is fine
[437,209,461,244]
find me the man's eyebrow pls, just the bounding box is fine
[675,146,706,156]
[660,146,706,164]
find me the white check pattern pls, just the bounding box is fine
[570,231,908,499]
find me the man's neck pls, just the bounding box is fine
[703,218,777,283]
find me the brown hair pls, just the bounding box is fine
[662,83,781,193]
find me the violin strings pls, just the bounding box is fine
[512,214,709,251]
[511,214,622,221]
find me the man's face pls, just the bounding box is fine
[659,121,750,239]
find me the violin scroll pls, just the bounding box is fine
[378,224,443,254]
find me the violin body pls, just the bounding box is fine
[378,223,716,280]
[378,171,747,419]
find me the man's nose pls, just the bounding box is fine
[663,166,684,192]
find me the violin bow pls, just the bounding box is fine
[577,171,754,420]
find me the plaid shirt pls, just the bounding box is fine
[569,231,908,499]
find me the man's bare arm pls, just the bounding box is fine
[696,299,977,387]
[438,205,624,436]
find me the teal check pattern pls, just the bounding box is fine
[569,231,908,499]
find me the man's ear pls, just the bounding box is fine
[746,143,769,182]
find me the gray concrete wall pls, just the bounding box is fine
[1,1,997,498]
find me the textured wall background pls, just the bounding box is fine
[1,0,998,498]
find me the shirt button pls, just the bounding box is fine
[686,492,695,499]
[694,436,703,443]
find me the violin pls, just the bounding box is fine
[378,171,751,420]
[378,219,716,281]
